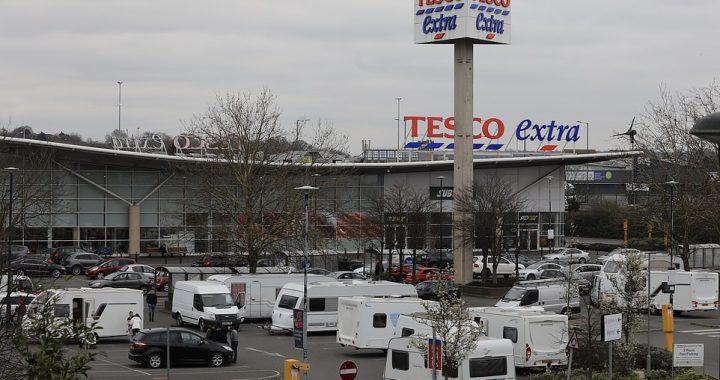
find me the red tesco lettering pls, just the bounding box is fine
[405,116,505,140]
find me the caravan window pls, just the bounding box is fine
[54,304,70,318]
[373,313,387,328]
[401,328,414,337]
[278,295,299,310]
[469,357,507,377]
[309,298,325,312]
[503,327,518,343]
[391,350,409,370]
[94,304,107,318]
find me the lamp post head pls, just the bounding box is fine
[690,112,720,144]
[4,167,19,171]
[547,175,553,182]
[294,185,319,192]
[665,180,679,186]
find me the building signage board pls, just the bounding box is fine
[673,344,704,367]
[429,186,454,200]
[293,309,304,349]
[414,0,511,45]
[601,313,622,342]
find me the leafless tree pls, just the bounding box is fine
[453,176,525,284]
[178,89,347,272]
[635,82,720,270]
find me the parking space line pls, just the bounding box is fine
[95,357,152,376]
[244,347,286,358]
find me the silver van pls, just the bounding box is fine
[495,279,580,315]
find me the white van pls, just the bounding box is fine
[172,281,245,331]
[207,273,336,320]
[650,271,718,314]
[467,307,568,369]
[337,296,433,350]
[25,287,143,340]
[383,336,515,380]
[272,281,417,333]
[495,280,580,315]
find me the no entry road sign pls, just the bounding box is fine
[339,360,358,380]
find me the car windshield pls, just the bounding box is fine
[525,262,546,269]
[104,272,120,280]
[200,293,233,308]
[502,287,526,301]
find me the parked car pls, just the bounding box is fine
[0,244,30,261]
[118,264,157,280]
[415,280,460,301]
[86,258,136,279]
[337,256,364,271]
[390,264,413,281]
[405,267,438,284]
[49,246,91,265]
[62,252,104,275]
[329,271,367,281]
[88,271,151,293]
[10,256,66,278]
[129,327,234,368]
[472,255,524,278]
[420,250,454,268]
[502,253,532,267]
[538,269,592,295]
[596,248,642,265]
[306,267,332,276]
[191,254,246,268]
[565,263,603,282]
[542,247,590,264]
[514,261,564,281]
[155,269,170,292]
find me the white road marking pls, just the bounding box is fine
[95,357,152,376]
[244,347,286,358]
[678,328,720,333]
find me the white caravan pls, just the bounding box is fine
[649,271,718,314]
[495,280,580,315]
[172,281,245,331]
[337,296,434,350]
[467,307,569,369]
[207,273,336,320]
[383,336,515,380]
[271,281,417,332]
[25,287,143,339]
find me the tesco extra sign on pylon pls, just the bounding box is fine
[414,0,511,45]
[403,116,582,151]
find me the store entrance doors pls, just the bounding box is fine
[519,230,538,251]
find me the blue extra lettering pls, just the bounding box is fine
[423,14,458,34]
[515,120,581,142]
[476,13,505,34]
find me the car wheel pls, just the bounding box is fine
[209,352,225,367]
[97,272,105,279]
[141,286,149,295]
[561,307,572,316]
[579,258,587,264]
[526,274,535,280]
[175,313,184,327]
[147,353,164,369]
[72,265,82,276]
[198,318,207,332]
[51,269,61,278]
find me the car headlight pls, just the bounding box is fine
[208,313,216,320]
[222,345,233,351]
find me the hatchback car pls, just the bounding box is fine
[89,271,151,293]
[10,256,66,278]
[62,252,104,275]
[86,258,135,279]
[129,328,234,368]
[329,271,367,281]
[49,246,90,264]
[542,248,590,264]
[515,261,563,281]
[118,264,157,280]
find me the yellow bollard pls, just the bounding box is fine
[661,304,674,352]
[284,359,311,380]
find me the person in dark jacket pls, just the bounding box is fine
[145,290,158,322]
[227,326,239,363]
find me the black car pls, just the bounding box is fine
[129,328,234,368]
[337,256,363,271]
[415,280,460,301]
[421,251,454,268]
[10,256,66,278]
[88,271,151,293]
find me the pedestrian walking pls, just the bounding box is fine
[130,313,142,337]
[206,325,216,341]
[159,243,168,257]
[127,311,134,338]
[145,290,157,322]
[227,326,239,363]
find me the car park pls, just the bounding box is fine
[542,247,589,264]
[514,261,563,281]
[61,252,104,275]
[129,327,234,368]
[86,258,135,279]
[10,256,66,278]
[118,264,157,280]
[472,255,524,278]
[88,271,152,293]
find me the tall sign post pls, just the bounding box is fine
[414,0,511,283]
[601,313,623,380]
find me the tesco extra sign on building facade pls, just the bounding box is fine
[414,0,511,45]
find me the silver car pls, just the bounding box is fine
[542,248,590,264]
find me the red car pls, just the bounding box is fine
[390,264,413,281]
[155,270,169,292]
[86,258,135,279]
[404,267,439,285]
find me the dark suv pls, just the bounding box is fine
[62,252,104,275]
[421,250,454,268]
[129,328,234,368]
[49,246,91,265]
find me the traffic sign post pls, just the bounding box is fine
[566,329,580,380]
[601,313,623,380]
[339,360,358,380]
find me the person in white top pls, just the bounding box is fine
[130,313,142,337]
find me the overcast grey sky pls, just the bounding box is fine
[1,1,718,154]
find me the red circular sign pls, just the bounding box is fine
[339,361,358,380]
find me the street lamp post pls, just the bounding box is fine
[395,97,402,163]
[117,81,123,132]
[4,167,19,325]
[437,176,446,253]
[295,185,318,378]
[577,121,590,204]
[666,180,678,271]
[646,249,652,373]
[547,175,553,253]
